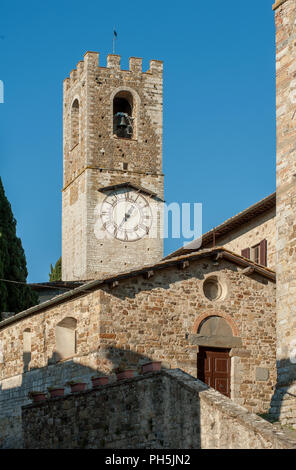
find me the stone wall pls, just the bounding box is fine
[22,369,296,449]
[96,259,276,413]
[0,255,277,447]
[273,0,296,426]
[0,357,97,449]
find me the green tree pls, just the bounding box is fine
[49,257,62,281]
[0,177,39,314]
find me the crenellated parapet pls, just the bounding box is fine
[63,51,163,92]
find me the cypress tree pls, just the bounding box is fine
[0,177,38,314]
[49,257,62,281]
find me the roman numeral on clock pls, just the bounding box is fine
[103,221,113,230]
[139,224,149,234]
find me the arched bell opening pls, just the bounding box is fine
[71,99,80,148]
[113,91,134,139]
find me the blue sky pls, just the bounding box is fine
[0,0,276,282]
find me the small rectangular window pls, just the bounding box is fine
[241,239,267,267]
[241,248,250,259]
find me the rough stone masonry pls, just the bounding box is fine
[273,0,296,427]
[22,370,296,449]
[0,249,277,448]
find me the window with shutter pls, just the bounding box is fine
[259,239,267,266]
[241,248,250,259]
[247,240,268,266]
[251,243,260,264]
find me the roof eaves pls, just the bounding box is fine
[165,193,276,259]
[0,247,275,330]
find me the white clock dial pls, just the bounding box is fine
[100,190,152,241]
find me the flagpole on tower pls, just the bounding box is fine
[113,29,117,54]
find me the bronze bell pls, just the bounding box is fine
[117,114,127,129]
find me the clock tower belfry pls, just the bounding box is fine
[62,52,164,281]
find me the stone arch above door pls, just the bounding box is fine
[193,311,240,336]
[191,312,242,349]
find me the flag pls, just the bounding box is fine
[114,30,117,38]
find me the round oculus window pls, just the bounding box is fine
[203,277,223,301]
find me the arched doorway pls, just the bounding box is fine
[194,315,242,398]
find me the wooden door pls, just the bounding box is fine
[197,347,231,398]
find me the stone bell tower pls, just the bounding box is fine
[273,0,296,427]
[62,52,164,281]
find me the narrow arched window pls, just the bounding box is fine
[55,317,77,360]
[113,91,134,139]
[23,328,32,371]
[71,99,79,148]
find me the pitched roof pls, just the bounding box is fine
[165,192,276,260]
[0,247,275,330]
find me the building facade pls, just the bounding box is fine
[1,0,296,449]
[0,248,277,448]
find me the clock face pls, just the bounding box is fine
[100,190,152,242]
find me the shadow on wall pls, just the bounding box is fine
[21,368,203,449]
[269,359,296,427]
[0,345,202,449]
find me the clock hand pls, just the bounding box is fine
[117,205,136,231]
[126,204,136,218]
[117,217,126,231]
[118,206,135,228]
